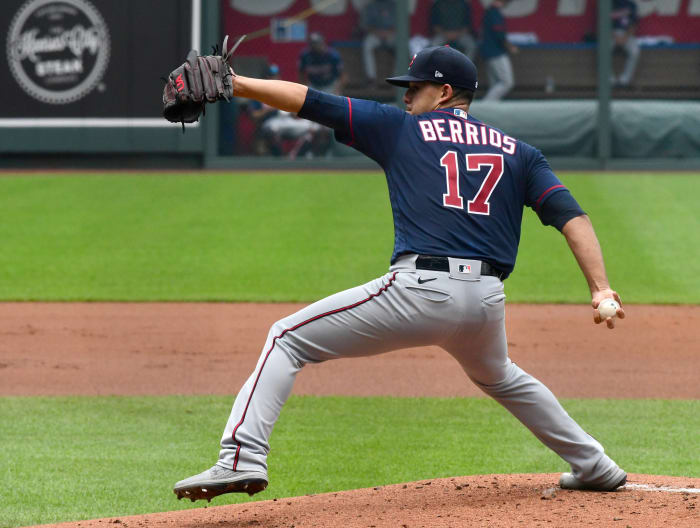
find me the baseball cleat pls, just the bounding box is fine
[559,470,627,491]
[173,465,268,501]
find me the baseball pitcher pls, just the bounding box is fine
[164,40,627,502]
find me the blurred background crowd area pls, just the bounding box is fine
[224,0,700,157]
[1,0,698,165]
[229,0,699,99]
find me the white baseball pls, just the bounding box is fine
[598,299,620,319]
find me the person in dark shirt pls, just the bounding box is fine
[361,0,396,84]
[480,0,517,101]
[430,0,476,60]
[173,43,628,504]
[298,32,345,94]
[611,0,640,86]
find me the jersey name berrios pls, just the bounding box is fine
[299,91,568,275]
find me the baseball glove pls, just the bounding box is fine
[162,35,245,130]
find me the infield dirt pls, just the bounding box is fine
[3,302,699,527]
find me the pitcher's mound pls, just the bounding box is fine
[33,473,699,528]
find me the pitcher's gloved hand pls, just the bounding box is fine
[162,35,245,130]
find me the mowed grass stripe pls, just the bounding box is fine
[0,173,392,301]
[0,172,698,302]
[1,395,698,527]
[568,173,700,304]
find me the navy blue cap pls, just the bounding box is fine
[386,46,478,92]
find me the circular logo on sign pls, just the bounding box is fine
[6,0,110,105]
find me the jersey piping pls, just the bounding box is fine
[535,184,566,210]
[346,97,355,147]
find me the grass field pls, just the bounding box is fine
[0,171,698,303]
[2,395,698,527]
[1,170,698,527]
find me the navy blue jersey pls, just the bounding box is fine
[298,48,343,88]
[431,0,473,32]
[480,7,507,59]
[611,0,638,30]
[299,90,571,276]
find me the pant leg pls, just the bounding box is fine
[483,55,514,101]
[441,278,623,487]
[619,36,640,85]
[458,33,477,61]
[432,33,476,61]
[218,263,464,472]
[363,33,381,80]
[264,113,315,138]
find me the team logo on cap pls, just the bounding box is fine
[408,54,416,67]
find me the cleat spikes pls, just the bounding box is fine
[173,469,267,502]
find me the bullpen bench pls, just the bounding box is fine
[333,41,700,101]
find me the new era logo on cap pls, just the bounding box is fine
[434,70,443,78]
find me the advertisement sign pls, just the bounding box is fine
[0,0,200,127]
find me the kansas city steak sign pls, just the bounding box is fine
[6,0,110,104]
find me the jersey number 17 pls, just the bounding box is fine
[440,152,504,215]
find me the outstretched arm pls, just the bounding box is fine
[561,215,626,329]
[233,76,308,113]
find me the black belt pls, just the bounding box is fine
[415,255,507,281]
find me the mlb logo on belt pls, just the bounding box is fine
[458,264,471,274]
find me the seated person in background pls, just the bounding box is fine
[249,64,329,158]
[361,0,396,85]
[298,32,345,94]
[611,0,640,87]
[430,0,476,60]
[480,0,517,101]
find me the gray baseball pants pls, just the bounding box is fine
[363,32,396,80]
[612,31,640,85]
[483,55,515,101]
[218,254,622,487]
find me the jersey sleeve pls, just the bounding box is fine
[298,88,406,165]
[522,143,569,212]
[537,189,586,231]
[486,11,506,46]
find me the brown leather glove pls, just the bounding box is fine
[162,35,244,130]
